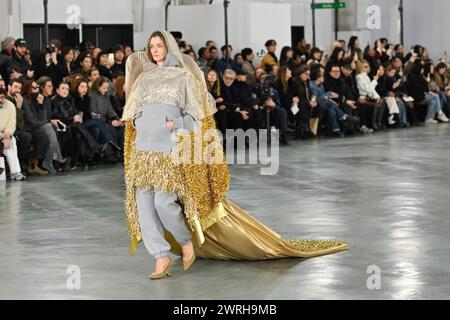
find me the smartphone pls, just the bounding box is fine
[108,53,114,65]
[57,122,66,132]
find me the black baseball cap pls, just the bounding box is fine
[14,38,28,48]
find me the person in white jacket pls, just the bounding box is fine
[0,88,26,181]
[356,60,386,130]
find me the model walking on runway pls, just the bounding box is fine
[121,30,348,279]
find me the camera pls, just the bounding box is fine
[45,46,55,54]
[260,86,274,102]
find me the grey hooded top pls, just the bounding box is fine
[134,52,199,155]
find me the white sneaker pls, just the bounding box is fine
[360,125,374,134]
[437,112,449,123]
[10,173,26,181]
[425,118,438,124]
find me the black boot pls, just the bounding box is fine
[280,133,290,145]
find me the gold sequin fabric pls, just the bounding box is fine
[124,115,230,252]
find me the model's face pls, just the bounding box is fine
[57,84,69,98]
[268,44,277,53]
[286,50,293,59]
[439,68,447,75]
[149,36,167,64]
[78,82,88,96]
[207,71,217,83]
[313,52,321,60]
[235,55,244,65]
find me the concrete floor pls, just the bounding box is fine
[1,125,450,300]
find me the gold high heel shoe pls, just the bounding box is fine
[148,258,172,280]
[183,252,196,271]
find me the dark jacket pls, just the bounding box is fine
[291,77,310,101]
[324,76,354,104]
[73,94,92,121]
[98,65,112,79]
[23,96,53,130]
[51,95,77,125]
[407,73,428,102]
[274,79,294,110]
[6,51,34,80]
[342,74,360,101]
[221,80,250,112]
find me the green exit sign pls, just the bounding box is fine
[312,2,346,9]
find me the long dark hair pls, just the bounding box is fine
[280,46,292,65]
[330,47,344,63]
[277,66,291,93]
[349,36,359,49]
[91,76,110,94]
[205,69,221,98]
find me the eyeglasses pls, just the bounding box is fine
[224,76,234,81]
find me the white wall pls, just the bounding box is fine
[19,0,133,24]
[165,2,291,57]
[2,0,449,61]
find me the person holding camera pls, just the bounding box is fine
[0,87,26,181]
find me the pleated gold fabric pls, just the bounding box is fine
[194,198,348,260]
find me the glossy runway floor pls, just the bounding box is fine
[1,125,450,300]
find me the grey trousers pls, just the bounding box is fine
[136,189,192,259]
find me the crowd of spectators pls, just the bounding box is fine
[1,32,450,182]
